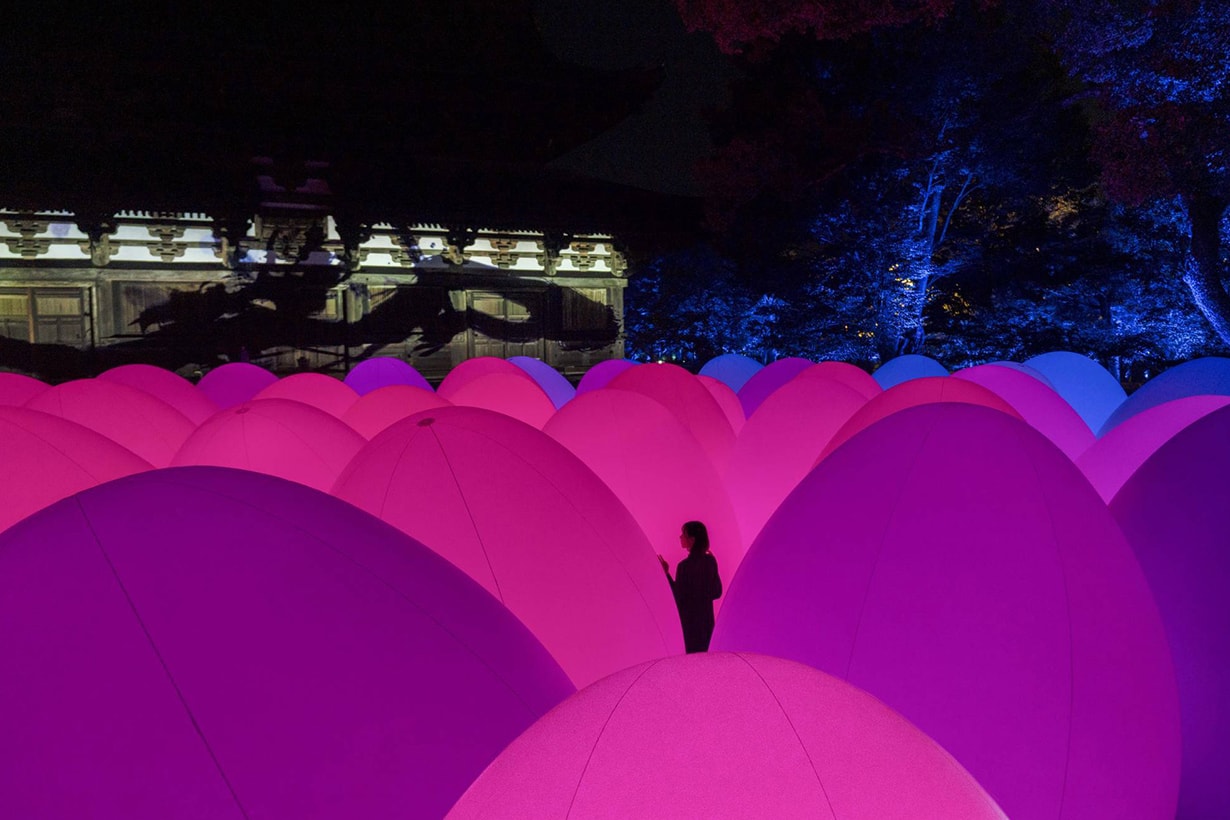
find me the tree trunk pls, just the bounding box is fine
[1182,193,1230,347]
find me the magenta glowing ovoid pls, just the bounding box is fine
[442,371,557,429]
[608,362,736,474]
[574,358,636,395]
[544,388,745,592]
[251,372,360,419]
[436,356,537,399]
[1111,404,1230,819]
[333,406,684,687]
[25,378,196,467]
[447,652,1006,819]
[171,398,367,492]
[0,372,49,406]
[713,404,1180,820]
[97,364,220,425]
[0,406,152,535]
[696,374,745,434]
[0,467,574,820]
[798,360,882,400]
[341,384,453,440]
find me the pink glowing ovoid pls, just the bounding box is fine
[817,376,1022,462]
[698,353,763,393]
[1077,395,1230,503]
[697,374,745,435]
[341,384,453,440]
[0,406,152,535]
[448,652,1006,820]
[436,356,537,399]
[1111,404,1230,819]
[871,353,948,389]
[196,362,279,409]
[0,467,574,819]
[25,378,196,467]
[575,358,636,395]
[544,389,744,592]
[333,406,684,687]
[952,363,1095,459]
[172,398,366,492]
[608,363,736,473]
[442,372,557,428]
[251,372,360,419]
[97,364,220,425]
[1098,356,1230,435]
[343,356,433,395]
[509,356,576,409]
[799,360,882,399]
[736,357,813,418]
[1023,351,1126,434]
[0,372,50,406]
[724,375,867,547]
[713,404,1180,820]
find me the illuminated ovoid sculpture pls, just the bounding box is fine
[800,360,882,400]
[574,358,635,395]
[343,356,433,395]
[608,363,736,473]
[509,356,576,409]
[0,406,152,534]
[25,378,196,467]
[447,652,1006,819]
[697,375,745,434]
[97,364,220,425]
[1098,356,1230,435]
[1077,395,1230,503]
[817,376,1022,462]
[698,353,763,393]
[724,375,867,547]
[443,372,557,428]
[1023,351,1126,434]
[333,407,684,687]
[172,398,366,492]
[0,467,574,819]
[341,384,452,440]
[251,372,360,419]
[0,372,50,406]
[952,363,1094,460]
[713,404,1180,820]
[1111,404,1230,819]
[736,357,813,418]
[436,356,537,400]
[196,362,279,409]
[871,353,948,389]
[543,389,745,590]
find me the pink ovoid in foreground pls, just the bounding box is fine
[714,403,1180,820]
[447,652,1005,820]
[0,467,574,820]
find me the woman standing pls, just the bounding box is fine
[659,521,722,653]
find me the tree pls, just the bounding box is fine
[1041,0,1230,346]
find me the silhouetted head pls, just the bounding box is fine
[680,520,710,555]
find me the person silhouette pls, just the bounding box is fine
[658,521,722,653]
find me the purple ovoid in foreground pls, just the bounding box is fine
[713,403,1180,820]
[0,467,574,820]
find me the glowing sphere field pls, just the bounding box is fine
[713,404,1180,820]
[448,653,1005,819]
[0,467,574,819]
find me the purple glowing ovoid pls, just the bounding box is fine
[871,353,948,389]
[698,353,763,394]
[713,404,1180,820]
[196,362,279,409]
[0,467,574,819]
[343,356,433,395]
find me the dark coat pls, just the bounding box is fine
[669,551,722,653]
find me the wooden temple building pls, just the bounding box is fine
[0,2,697,382]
